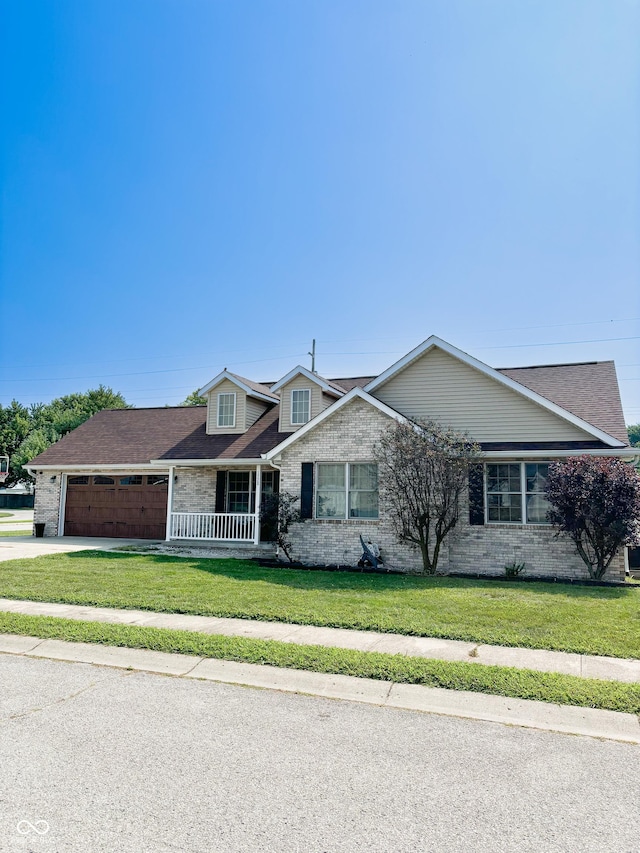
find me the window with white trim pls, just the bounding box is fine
[291,388,311,425]
[217,392,236,428]
[485,462,551,524]
[525,463,552,524]
[316,463,378,519]
[227,471,251,513]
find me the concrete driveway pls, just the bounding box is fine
[0,536,158,561]
[0,509,34,532]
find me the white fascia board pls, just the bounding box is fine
[31,464,170,472]
[150,458,275,467]
[198,371,277,404]
[483,448,637,460]
[262,387,406,460]
[270,365,344,396]
[364,335,625,448]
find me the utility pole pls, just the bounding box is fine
[308,339,316,374]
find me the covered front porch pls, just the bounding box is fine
[165,463,279,544]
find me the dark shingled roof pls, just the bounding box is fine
[28,362,628,468]
[227,372,279,401]
[29,406,290,466]
[497,361,628,444]
[329,376,377,393]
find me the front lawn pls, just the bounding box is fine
[0,551,638,658]
[2,611,640,714]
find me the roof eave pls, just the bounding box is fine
[150,458,277,467]
[270,365,344,396]
[198,371,278,404]
[483,448,637,460]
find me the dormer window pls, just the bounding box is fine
[291,389,311,425]
[217,392,236,428]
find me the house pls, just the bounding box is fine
[27,336,634,581]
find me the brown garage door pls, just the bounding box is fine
[64,475,168,539]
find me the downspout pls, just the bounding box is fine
[165,466,175,541]
[253,464,262,545]
[57,473,67,536]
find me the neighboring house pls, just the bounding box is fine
[27,336,635,581]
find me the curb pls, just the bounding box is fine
[1,633,639,744]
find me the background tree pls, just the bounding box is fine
[545,455,640,580]
[1,386,130,486]
[628,424,640,447]
[43,386,130,435]
[0,401,32,477]
[375,419,482,574]
[179,389,207,406]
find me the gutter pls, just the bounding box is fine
[483,448,639,460]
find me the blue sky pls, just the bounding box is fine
[1,0,639,424]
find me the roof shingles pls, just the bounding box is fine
[29,361,629,468]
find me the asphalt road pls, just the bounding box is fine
[0,655,638,853]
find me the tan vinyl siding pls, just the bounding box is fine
[373,347,595,442]
[245,397,268,430]
[206,380,246,435]
[279,376,324,432]
[321,392,336,414]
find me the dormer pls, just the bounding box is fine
[198,371,278,435]
[270,366,344,433]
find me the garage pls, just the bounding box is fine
[64,474,169,539]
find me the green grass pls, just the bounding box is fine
[0,512,13,519]
[0,550,638,658]
[0,530,31,537]
[2,611,640,714]
[0,519,31,525]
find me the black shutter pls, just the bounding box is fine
[468,464,485,526]
[300,463,314,519]
[215,471,227,513]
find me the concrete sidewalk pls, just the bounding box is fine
[1,632,639,744]
[1,596,639,684]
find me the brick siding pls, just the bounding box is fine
[172,467,218,513]
[33,474,63,536]
[277,397,626,582]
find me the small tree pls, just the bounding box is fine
[375,419,482,574]
[627,424,640,447]
[546,456,640,580]
[180,389,207,406]
[259,492,301,563]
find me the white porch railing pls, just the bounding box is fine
[169,512,257,542]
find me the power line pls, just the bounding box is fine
[2,317,638,374]
[322,336,640,358]
[0,342,312,372]
[0,353,308,384]
[477,335,640,350]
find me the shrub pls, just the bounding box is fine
[546,456,640,580]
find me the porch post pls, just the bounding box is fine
[165,466,175,541]
[254,464,262,545]
[57,472,67,537]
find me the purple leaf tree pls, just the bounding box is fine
[546,456,640,580]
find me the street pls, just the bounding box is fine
[0,654,638,853]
